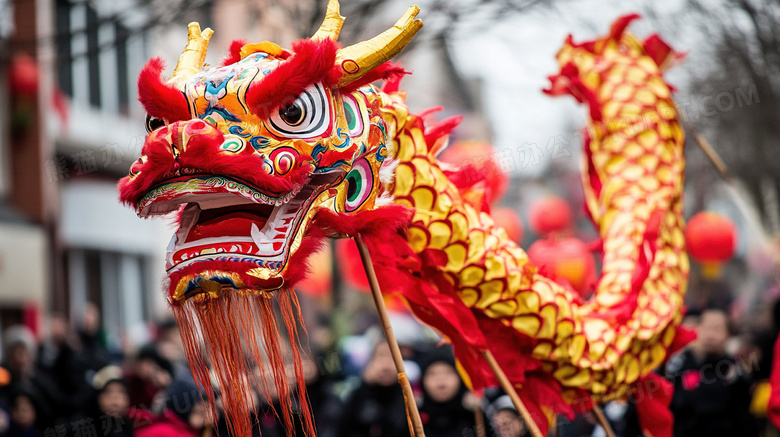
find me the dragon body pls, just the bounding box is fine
[376,15,692,432]
[119,4,690,436]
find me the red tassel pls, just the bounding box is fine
[172,288,316,437]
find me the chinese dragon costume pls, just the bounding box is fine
[118,2,691,436]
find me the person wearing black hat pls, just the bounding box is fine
[89,365,134,437]
[3,389,42,437]
[418,345,476,437]
[666,307,756,437]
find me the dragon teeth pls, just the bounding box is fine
[250,223,266,247]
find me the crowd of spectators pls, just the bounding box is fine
[0,293,776,437]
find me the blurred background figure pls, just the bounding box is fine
[36,312,97,423]
[666,307,756,437]
[418,345,475,437]
[77,303,112,375]
[593,400,643,437]
[0,326,60,430]
[124,344,173,411]
[245,361,306,437]
[151,319,188,376]
[749,297,780,434]
[337,341,411,437]
[135,373,210,437]
[87,365,134,437]
[3,326,39,392]
[486,394,527,437]
[300,349,341,437]
[2,390,41,437]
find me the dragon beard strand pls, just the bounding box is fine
[173,288,314,437]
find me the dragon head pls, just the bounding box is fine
[543,14,683,118]
[119,0,422,304]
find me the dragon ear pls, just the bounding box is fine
[167,22,213,89]
[335,5,422,88]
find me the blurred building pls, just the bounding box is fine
[0,0,55,341]
[0,0,206,349]
[51,0,177,348]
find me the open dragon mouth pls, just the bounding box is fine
[136,172,341,301]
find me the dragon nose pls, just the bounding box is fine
[167,119,218,159]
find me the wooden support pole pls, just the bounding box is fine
[482,349,544,437]
[675,103,732,182]
[690,128,732,182]
[355,234,426,437]
[592,404,616,437]
[475,399,486,437]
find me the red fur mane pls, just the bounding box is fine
[340,61,410,94]
[221,39,247,66]
[245,38,343,116]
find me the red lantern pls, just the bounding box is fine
[527,236,595,297]
[493,207,524,243]
[529,196,573,235]
[8,54,39,97]
[685,212,736,279]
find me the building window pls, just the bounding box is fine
[115,21,129,115]
[54,1,140,115]
[55,0,72,98]
[65,249,154,348]
[85,5,101,108]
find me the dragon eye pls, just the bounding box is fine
[280,102,304,126]
[145,115,167,133]
[342,95,364,137]
[344,158,373,212]
[266,83,331,139]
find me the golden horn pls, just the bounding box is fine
[312,0,345,41]
[336,5,422,87]
[167,22,213,89]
